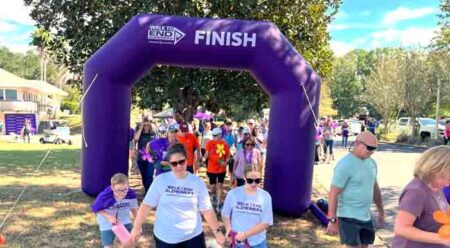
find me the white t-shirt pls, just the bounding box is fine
[143,172,212,244]
[96,198,138,231]
[221,187,273,246]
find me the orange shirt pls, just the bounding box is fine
[205,140,230,173]
[177,133,200,166]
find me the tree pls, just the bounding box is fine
[364,52,404,131]
[24,0,341,121]
[399,50,434,135]
[432,0,449,51]
[330,51,365,117]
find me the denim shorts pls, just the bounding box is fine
[100,223,133,246]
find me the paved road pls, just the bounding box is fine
[313,138,427,247]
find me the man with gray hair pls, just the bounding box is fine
[326,131,385,248]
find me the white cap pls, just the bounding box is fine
[212,127,222,136]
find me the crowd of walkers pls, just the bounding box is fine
[93,113,272,247]
[92,111,450,248]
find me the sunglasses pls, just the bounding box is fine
[113,187,129,193]
[245,143,255,147]
[169,159,186,167]
[358,140,377,151]
[245,178,262,184]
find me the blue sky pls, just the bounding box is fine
[0,0,442,55]
[330,0,441,55]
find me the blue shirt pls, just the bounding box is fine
[331,153,377,221]
[224,132,235,147]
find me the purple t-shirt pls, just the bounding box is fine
[392,178,449,248]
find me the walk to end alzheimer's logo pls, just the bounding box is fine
[148,25,185,45]
[165,185,194,197]
[235,201,263,214]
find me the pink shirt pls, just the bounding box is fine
[233,149,261,179]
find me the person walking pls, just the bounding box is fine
[341,120,349,148]
[392,146,450,247]
[222,164,273,248]
[134,117,157,193]
[128,143,225,248]
[444,120,450,145]
[326,132,385,248]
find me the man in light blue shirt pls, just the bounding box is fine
[326,132,385,248]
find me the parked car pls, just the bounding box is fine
[397,117,445,139]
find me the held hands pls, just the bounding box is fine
[128,226,142,243]
[326,222,339,236]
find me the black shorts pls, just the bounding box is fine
[207,172,226,185]
[154,232,206,248]
[338,217,375,246]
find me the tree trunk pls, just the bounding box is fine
[174,86,200,124]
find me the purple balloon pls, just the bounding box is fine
[82,14,320,216]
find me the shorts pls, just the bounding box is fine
[207,172,226,184]
[338,217,375,246]
[100,223,133,246]
[154,232,206,248]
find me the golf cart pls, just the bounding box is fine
[39,121,72,145]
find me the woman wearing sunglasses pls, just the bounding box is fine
[233,136,262,187]
[222,164,273,248]
[128,143,225,248]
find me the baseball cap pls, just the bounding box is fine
[212,127,222,136]
[168,123,179,132]
[243,127,251,134]
[179,122,189,132]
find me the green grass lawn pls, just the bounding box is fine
[0,141,342,247]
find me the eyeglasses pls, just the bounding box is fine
[358,140,377,151]
[169,159,186,167]
[245,178,262,184]
[245,143,255,147]
[113,187,129,193]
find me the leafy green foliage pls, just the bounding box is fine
[24,0,341,120]
[432,0,449,51]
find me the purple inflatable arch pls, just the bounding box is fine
[82,14,321,216]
